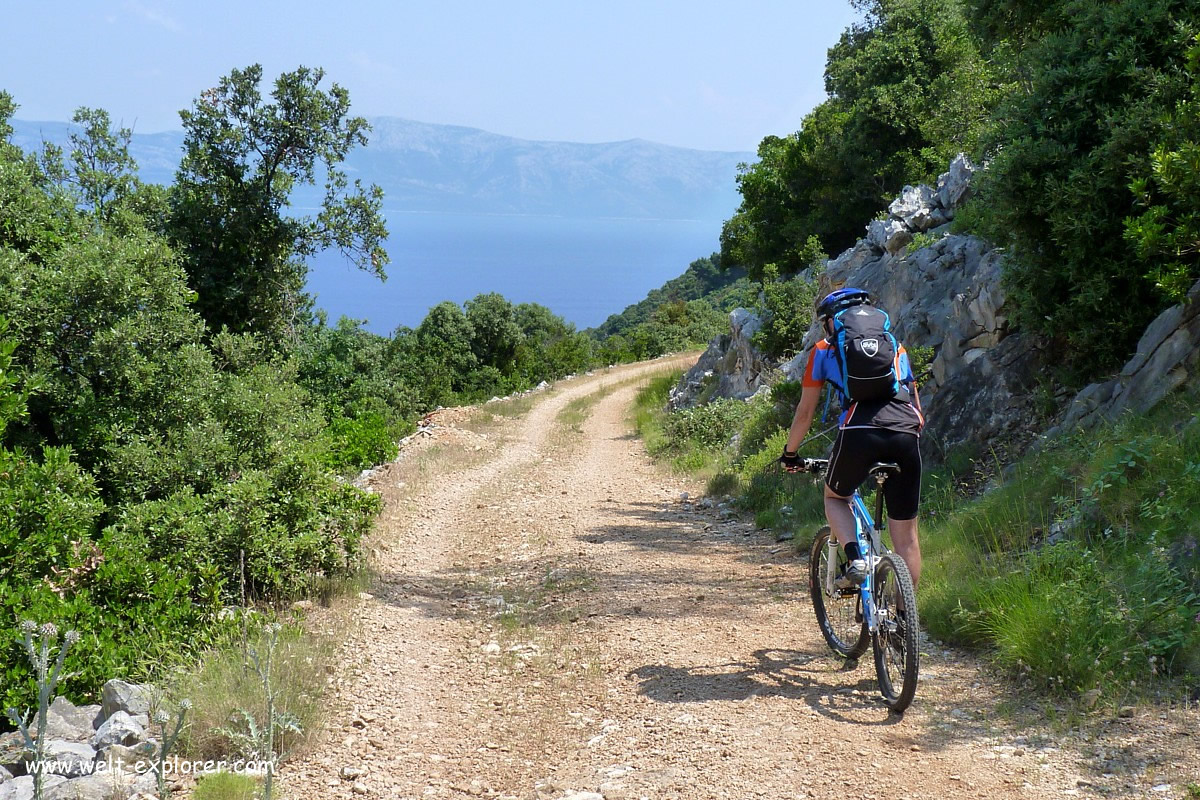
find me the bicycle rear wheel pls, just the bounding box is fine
[809,526,869,659]
[871,552,919,712]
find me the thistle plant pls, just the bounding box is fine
[153,699,192,799]
[216,624,300,800]
[4,621,80,800]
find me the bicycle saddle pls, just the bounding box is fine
[868,462,901,478]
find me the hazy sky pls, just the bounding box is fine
[3,1,859,152]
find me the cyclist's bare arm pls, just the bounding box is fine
[785,383,823,453]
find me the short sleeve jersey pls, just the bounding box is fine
[801,338,925,434]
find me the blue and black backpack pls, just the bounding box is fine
[829,304,902,402]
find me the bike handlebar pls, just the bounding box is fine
[783,457,828,475]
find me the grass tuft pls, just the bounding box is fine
[921,394,1200,696]
[173,621,338,763]
[193,771,261,800]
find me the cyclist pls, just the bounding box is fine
[779,288,924,591]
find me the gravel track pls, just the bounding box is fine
[280,358,1200,800]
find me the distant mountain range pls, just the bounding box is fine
[10,116,753,221]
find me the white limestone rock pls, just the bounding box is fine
[99,680,153,721]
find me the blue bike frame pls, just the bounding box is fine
[821,480,890,635]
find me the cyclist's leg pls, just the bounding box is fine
[823,483,856,548]
[824,428,871,552]
[881,431,923,588]
[888,518,921,589]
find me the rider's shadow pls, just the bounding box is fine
[628,648,900,725]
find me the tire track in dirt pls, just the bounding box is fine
[281,358,1200,800]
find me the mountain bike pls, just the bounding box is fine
[793,458,920,713]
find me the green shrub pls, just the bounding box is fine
[323,411,401,472]
[0,474,231,713]
[738,396,793,459]
[294,316,425,426]
[108,459,379,604]
[706,472,740,497]
[751,265,820,360]
[770,380,805,409]
[905,231,945,253]
[457,365,517,403]
[664,398,753,450]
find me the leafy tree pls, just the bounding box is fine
[168,65,389,343]
[67,107,137,217]
[0,94,81,264]
[0,217,206,474]
[31,107,142,223]
[387,326,456,410]
[540,332,594,378]
[0,89,386,712]
[516,302,573,343]
[0,92,13,140]
[721,121,850,281]
[594,333,630,366]
[416,301,478,392]
[827,0,993,176]
[513,302,593,381]
[30,106,172,243]
[465,292,522,373]
[1125,33,1200,301]
[722,0,994,278]
[965,0,1200,376]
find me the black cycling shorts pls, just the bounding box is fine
[825,428,922,520]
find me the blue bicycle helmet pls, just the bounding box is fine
[817,287,872,320]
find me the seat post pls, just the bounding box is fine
[868,463,899,534]
[874,471,888,533]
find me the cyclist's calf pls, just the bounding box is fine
[822,483,859,552]
[888,516,921,589]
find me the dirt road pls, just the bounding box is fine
[281,358,1200,800]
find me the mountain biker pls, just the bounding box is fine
[779,288,924,591]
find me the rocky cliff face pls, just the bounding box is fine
[672,155,1046,459]
[1049,276,1200,436]
[668,309,772,409]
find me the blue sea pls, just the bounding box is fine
[305,211,724,335]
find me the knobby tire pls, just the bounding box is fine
[872,552,919,713]
[809,526,869,659]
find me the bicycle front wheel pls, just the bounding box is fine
[871,552,920,712]
[809,526,869,659]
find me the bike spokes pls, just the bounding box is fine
[871,553,919,712]
[809,527,869,659]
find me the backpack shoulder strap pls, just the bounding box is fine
[831,310,851,400]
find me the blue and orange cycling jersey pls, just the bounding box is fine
[801,338,924,434]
